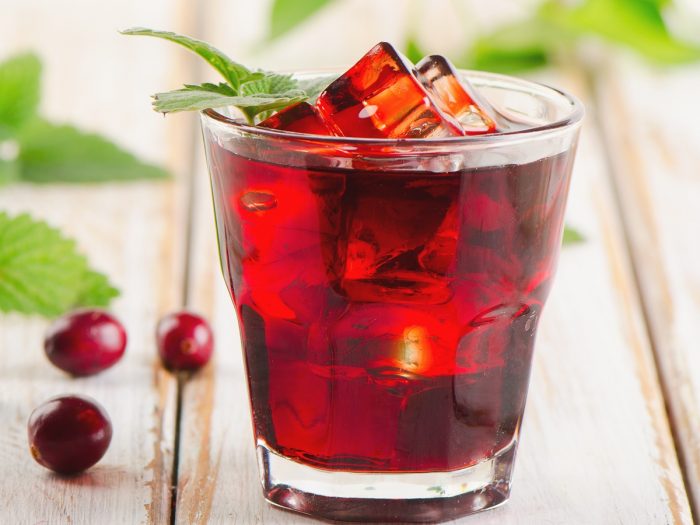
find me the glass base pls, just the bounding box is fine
[257,441,516,523]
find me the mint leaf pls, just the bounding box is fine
[296,75,333,103]
[16,119,168,183]
[0,157,19,185]
[404,37,426,64]
[239,73,298,97]
[268,0,334,41]
[563,225,585,244]
[238,73,307,122]
[183,82,236,95]
[0,212,118,316]
[74,269,119,308]
[0,53,41,139]
[465,0,700,72]
[539,0,700,63]
[157,75,323,120]
[153,86,306,117]
[123,28,313,122]
[462,18,566,73]
[153,87,245,113]
[121,28,253,90]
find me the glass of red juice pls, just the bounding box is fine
[200,70,583,522]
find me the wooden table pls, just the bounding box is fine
[2,2,700,524]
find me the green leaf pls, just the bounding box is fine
[539,0,700,64]
[123,29,315,120]
[563,225,585,244]
[463,18,562,73]
[183,82,236,95]
[296,74,333,103]
[152,86,306,118]
[74,269,119,308]
[404,37,426,64]
[268,0,334,41]
[121,27,252,90]
[240,73,298,97]
[0,53,41,139]
[464,0,700,72]
[238,73,309,122]
[0,212,118,316]
[153,87,245,113]
[0,157,20,185]
[16,119,169,183]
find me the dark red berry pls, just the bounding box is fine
[44,309,127,376]
[156,311,213,371]
[28,394,112,475]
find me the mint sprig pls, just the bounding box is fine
[0,212,118,316]
[121,28,327,123]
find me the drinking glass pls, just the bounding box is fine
[200,70,583,522]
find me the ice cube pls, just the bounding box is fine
[418,202,458,275]
[417,55,498,135]
[337,172,458,303]
[345,230,380,280]
[258,101,334,135]
[316,42,464,139]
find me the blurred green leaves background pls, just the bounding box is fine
[265,0,700,72]
[0,53,168,186]
[0,52,169,315]
[259,0,700,248]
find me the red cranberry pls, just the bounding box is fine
[44,309,127,376]
[28,394,112,474]
[156,311,213,371]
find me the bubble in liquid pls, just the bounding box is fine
[240,191,277,212]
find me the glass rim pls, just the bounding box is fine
[202,69,585,148]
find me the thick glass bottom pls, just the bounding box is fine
[257,440,516,523]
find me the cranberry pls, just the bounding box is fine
[156,311,213,371]
[44,309,127,376]
[28,394,112,474]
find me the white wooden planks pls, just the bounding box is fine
[597,55,700,516]
[0,1,197,523]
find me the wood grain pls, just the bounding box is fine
[174,58,693,524]
[0,0,197,522]
[596,55,700,517]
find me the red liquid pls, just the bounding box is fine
[206,138,574,473]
